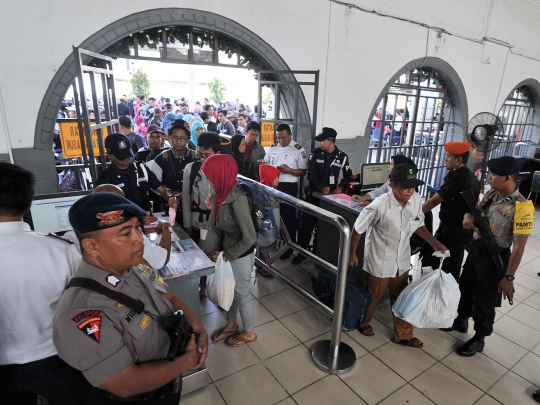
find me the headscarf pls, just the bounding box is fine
[189,116,203,129]
[161,112,177,133]
[183,113,193,122]
[202,155,238,219]
[230,134,252,179]
[190,121,204,148]
[259,164,280,188]
[193,104,202,114]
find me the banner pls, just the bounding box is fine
[58,120,110,158]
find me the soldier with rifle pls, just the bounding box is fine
[451,156,534,357]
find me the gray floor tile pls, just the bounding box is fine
[481,332,529,369]
[506,301,540,331]
[258,288,311,318]
[378,384,435,405]
[493,315,540,350]
[511,352,540,386]
[345,318,393,352]
[487,371,540,405]
[372,341,437,381]
[180,383,226,405]
[249,320,301,361]
[205,340,260,381]
[279,307,332,342]
[293,375,366,405]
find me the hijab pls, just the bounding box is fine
[183,113,193,122]
[190,121,204,148]
[202,154,238,219]
[161,112,177,133]
[259,164,280,188]
[230,134,252,179]
[189,116,203,128]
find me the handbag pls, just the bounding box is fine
[196,199,223,254]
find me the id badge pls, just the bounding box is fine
[329,176,335,185]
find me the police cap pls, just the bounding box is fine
[487,156,522,176]
[69,193,147,233]
[315,127,338,142]
[105,133,134,160]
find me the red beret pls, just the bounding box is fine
[444,142,471,155]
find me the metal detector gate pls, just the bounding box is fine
[57,47,120,189]
[257,70,319,150]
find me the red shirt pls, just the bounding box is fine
[244,142,255,160]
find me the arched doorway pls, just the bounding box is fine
[33,8,312,193]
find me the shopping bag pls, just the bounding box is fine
[197,202,223,254]
[391,262,461,328]
[206,252,235,311]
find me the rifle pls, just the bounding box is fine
[460,189,506,278]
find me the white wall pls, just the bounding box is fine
[0,0,539,152]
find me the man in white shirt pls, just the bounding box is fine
[0,162,91,403]
[264,123,307,258]
[349,164,446,348]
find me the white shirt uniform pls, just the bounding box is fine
[263,140,307,183]
[65,230,168,270]
[0,222,81,365]
[353,191,424,278]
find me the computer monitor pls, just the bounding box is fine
[360,162,390,190]
[26,191,90,234]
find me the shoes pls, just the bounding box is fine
[280,248,294,260]
[440,317,469,333]
[457,335,485,357]
[292,254,306,265]
[533,388,540,403]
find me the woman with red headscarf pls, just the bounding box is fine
[202,154,258,346]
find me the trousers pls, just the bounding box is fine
[277,182,299,243]
[360,270,413,340]
[227,252,256,331]
[457,247,510,336]
[297,193,319,249]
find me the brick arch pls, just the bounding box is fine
[34,8,311,190]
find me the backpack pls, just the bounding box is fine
[228,181,281,249]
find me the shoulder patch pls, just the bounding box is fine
[270,142,278,147]
[514,200,534,235]
[294,144,302,150]
[47,232,74,244]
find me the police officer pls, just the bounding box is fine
[0,162,91,404]
[421,141,480,280]
[134,125,170,163]
[294,127,352,264]
[53,193,208,404]
[98,133,172,217]
[263,123,307,258]
[452,156,533,357]
[147,119,197,212]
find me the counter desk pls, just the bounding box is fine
[312,192,365,270]
[147,222,215,396]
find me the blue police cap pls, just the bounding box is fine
[487,156,521,176]
[69,193,147,233]
[105,133,134,160]
[315,127,338,142]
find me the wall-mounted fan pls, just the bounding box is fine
[466,112,505,193]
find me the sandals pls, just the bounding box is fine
[211,326,239,342]
[392,337,423,348]
[357,325,375,337]
[225,333,257,347]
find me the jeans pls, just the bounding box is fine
[227,252,256,331]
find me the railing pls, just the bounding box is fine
[237,175,356,374]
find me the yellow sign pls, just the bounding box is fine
[260,121,275,147]
[58,120,110,158]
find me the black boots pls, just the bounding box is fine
[440,317,469,333]
[533,388,540,403]
[280,248,294,260]
[457,334,485,357]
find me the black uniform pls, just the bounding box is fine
[96,161,162,213]
[421,166,480,280]
[134,146,170,163]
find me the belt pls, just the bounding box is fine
[97,380,176,402]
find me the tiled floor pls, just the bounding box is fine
[182,210,540,405]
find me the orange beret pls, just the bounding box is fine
[444,141,471,155]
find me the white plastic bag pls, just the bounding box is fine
[392,265,461,328]
[206,252,236,311]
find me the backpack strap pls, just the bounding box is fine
[189,161,202,195]
[66,277,145,314]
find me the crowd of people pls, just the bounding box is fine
[2,91,539,403]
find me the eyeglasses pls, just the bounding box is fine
[171,137,189,143]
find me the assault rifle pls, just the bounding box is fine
[460,189,506,277]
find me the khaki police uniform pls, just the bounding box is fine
[457,188,534,336]
[53,259,178,399]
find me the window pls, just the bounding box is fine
[368,67,459,195]
[491,86,535,159]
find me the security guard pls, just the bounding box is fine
[97,133,172,215]
[263,123,307,258]
[452,156,533,357]
[53,193,208,404]
[294,127,352,264]
[147,119,197,212]
[421,141,480,280]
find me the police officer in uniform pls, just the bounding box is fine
[0,162,91,404]
[452,156,534,357]
[98,133,173,217]
[263,123,307,258]
[53,193,208,404]
[294,127,352,264]
[421,141,480,280]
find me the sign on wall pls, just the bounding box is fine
[58,120,110,158]
[260,121,275,147]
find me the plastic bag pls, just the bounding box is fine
[206,252,235,311]
[392,264,461,328]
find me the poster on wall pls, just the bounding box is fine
[58,120,110,158]
[260,121,275,147]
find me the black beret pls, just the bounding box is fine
[487,156,522,176]
[315,127,338,142]
[69,193,147,233]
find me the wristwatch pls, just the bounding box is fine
[504,274,515,281]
